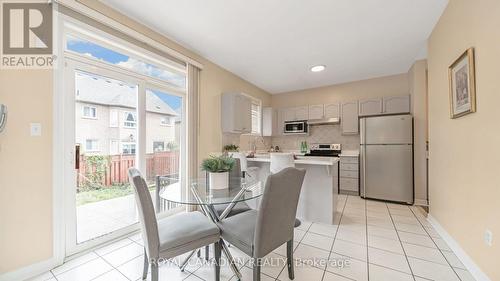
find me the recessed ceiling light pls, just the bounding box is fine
[310,65,326,72]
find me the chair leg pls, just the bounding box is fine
[142,249,148,280]
[150,263,158,281]
[287,239,294,280]
[253,258,261,281]
[197,248,201,258]
[214,241,221,281]
[205,245,210,260]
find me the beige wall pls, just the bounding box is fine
[0,0,270,274]
[427,0,500,279]
[271,74,409,107]
[0,70,54,273]
[408,60,429,205]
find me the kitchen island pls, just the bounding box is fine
[246,156,340,225]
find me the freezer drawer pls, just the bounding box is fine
[360,144,413,204]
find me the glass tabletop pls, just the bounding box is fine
[159,177,264,205]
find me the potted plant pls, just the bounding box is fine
[223,144,239,152]
[201,154,235,190]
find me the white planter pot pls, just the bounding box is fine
[209,172,229,190]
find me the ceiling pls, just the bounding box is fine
[100,0,448,94]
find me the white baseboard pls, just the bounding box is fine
[0,257,60,281]
[414,199,428,206]
[427,215,491,281]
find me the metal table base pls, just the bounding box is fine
[179,184,252,280]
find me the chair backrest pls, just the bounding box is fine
[270,153,295,174]
[229,157,242,187]
[128,168,160,259]
[229,152,247,173]
[253,167,306,258]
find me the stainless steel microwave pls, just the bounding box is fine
[284,120,308,134]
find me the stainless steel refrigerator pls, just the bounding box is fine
[360,114,414,204]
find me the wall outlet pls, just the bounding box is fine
[30,123,42,137]
[484,230,493,246]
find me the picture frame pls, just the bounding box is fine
[448,48,476,119]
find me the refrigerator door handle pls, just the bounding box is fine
[360,118,367,198]
[362,146,367,198]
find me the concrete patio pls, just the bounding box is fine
[77,194,139,243]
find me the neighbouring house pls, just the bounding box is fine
[75,72,179,156]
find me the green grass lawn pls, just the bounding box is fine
[76,184,155,206]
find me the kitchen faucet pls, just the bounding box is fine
[251,135,266,153]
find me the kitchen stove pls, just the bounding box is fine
[305,143,341,157]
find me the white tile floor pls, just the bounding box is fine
[27,195,476,281]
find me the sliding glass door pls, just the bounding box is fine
[62,25,187,255]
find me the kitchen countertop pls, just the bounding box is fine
[247,156,339,166]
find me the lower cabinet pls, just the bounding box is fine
[340,156,359,193]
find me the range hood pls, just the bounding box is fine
[307,117,340,125]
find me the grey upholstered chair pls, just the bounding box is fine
[270,153,302,228]
[216,167,306,281]
[128,168,221,281]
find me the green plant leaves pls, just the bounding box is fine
[201,154,236,173]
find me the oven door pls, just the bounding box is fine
[284,121,307,133]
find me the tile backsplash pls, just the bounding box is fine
[222,125,359,153]
[222,133,272,151]
[272,125,359,151]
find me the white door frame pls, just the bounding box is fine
[63,58,143,255]
[58,18,187,257]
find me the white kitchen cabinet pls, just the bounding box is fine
[359,98,383,116]
[341,101,359,135]
[221,93,252,134]
[262,107,278,136]
[283,108,296,122]
[324,103,340,119]
[383,95,410,114]
[308,105,324,120]
[295,106,309,120]
[283,106,309,121]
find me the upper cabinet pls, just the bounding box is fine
[262,107,278,136]
[221,93,252,134]
[283,106,309,121]
[270,95,410,137]
[341,101,359,135]
[324,103,340,118]
[283,108,296,122]
[295,106,309,120]
[277,108,286,135]
[383,95,410,114]
[359,98,383,116]
[308,105,324,120]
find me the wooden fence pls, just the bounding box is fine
[77,151,179,187]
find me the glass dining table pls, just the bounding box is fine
[159,177,265,280]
